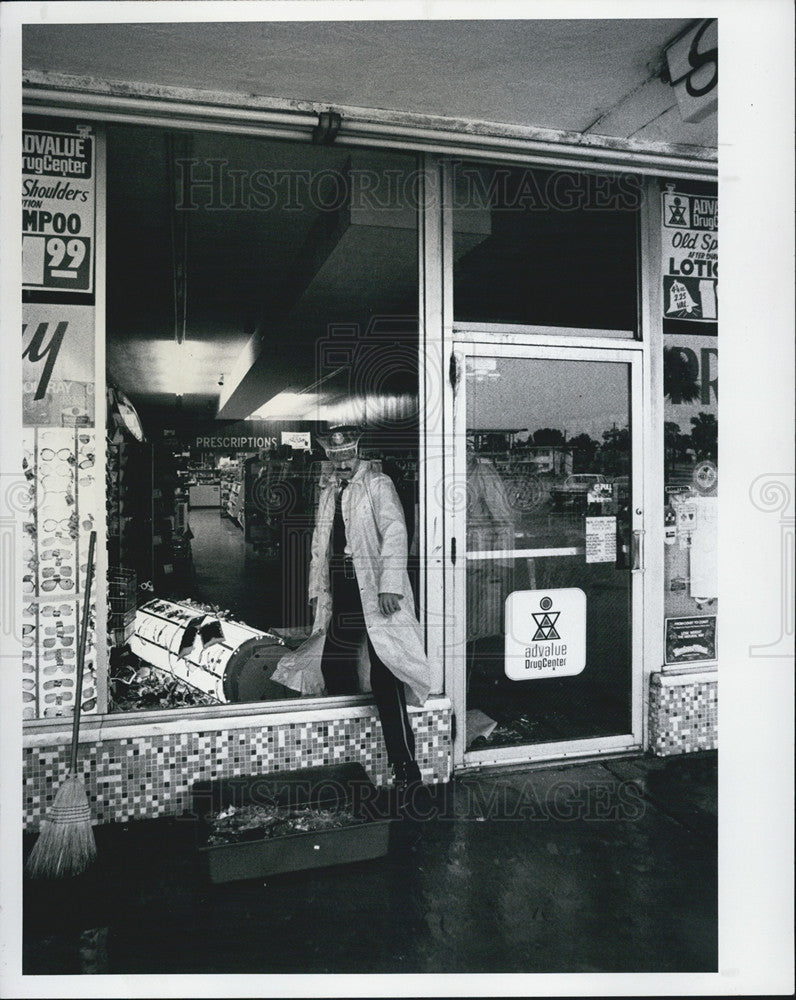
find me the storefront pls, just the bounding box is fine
[18,19,718,828]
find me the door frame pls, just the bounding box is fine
[449,335,646,768]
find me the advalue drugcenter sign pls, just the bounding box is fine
[22,128,96,294]
[505,589,587,680]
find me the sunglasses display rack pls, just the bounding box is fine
[22,426,99,719]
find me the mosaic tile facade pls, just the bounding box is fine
[23,706,452,830]
[648,674,718,755]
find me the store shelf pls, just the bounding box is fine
[224,480,245,528]
[107,438,154,594]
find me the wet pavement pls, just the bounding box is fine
[23,750,717,975]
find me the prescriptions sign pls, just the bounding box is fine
[22,128,96,294]
[505,589,586,680]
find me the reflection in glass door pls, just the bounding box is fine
[453,345,643,764]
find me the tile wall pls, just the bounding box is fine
[648,674,718,755]
[23,705,452,829]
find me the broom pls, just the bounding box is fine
[26,530,98,879]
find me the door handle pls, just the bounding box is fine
[631,529,644,571]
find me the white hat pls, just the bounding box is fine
[317,425,363,458]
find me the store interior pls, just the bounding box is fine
[104,124,424,710]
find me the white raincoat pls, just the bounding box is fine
[271,460,431,706]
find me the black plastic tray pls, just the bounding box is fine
[193,763,391,883]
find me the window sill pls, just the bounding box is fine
[654,665,717,686]
[23,694,452,748]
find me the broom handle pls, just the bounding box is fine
[69,530,96,774]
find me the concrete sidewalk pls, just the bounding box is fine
[23,750,717,975]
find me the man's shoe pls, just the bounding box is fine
[393,761,433,819]
[393,760,422,791]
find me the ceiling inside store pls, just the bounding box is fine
[104,126,425,421]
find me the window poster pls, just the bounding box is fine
[22,126,96,294]
[22,302,95,427]
[661,187,717,323]
[665,615,717,665]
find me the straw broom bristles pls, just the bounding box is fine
[25,773,97,879]
[25,530,98,880]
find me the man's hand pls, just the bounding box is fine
[378,592,402,616]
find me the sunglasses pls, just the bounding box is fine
[43,645,76,660]
[44,624,75,635]
[40,604,75,617]
[40,447,72,461]
[42,566,74,577]
[42,635,74,648]
[41,548,73,561]
[42,518,71,532]
[40,473,73,489]
[44,691,73,704]
[42,663,73,676]
[41,578,75,592]
[43,677,74,690]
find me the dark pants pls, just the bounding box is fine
[321,560,416,766]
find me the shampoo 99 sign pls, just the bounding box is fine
[22,128,95,294]
[504,588,586,680]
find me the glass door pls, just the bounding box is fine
[451,343,644,765]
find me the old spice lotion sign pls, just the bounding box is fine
[504,589,586,680]
[661,188,718,323]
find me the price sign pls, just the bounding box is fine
[22,128,95,294]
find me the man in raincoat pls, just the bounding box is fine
[272,426,431,792]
